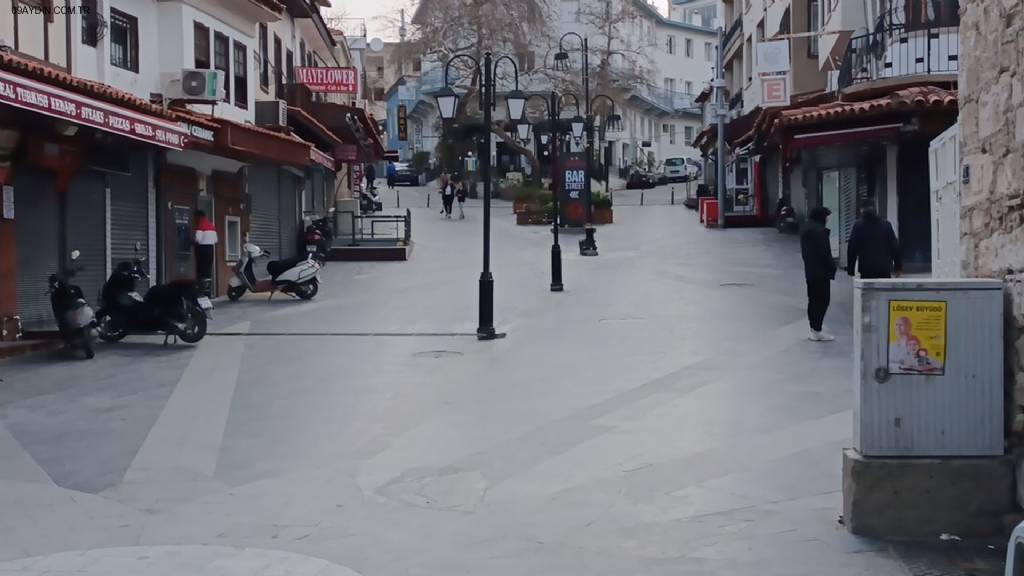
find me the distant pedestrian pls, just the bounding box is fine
[800,206,837,342]
[365,163,376,191]
[440,174,455,219]
[456,180,467,219]
[193,210,218,296]
[847,199,902,279]
[386,161,396,190]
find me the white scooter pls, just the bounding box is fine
[227,243,321,301]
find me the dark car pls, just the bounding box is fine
[392,163,420,186]
[626,170,657,190]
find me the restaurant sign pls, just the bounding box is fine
[295,67,359,94]
[0,70,188,149]
[310,147,335,170]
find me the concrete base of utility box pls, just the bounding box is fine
[842,448,1014,538]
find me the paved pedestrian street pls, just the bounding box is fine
[0,194,974,575]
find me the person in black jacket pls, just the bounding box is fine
[800,206,837,342]
[847,199,902,279]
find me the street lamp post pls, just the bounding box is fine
[435,51,526,340]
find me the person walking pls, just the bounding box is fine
[365,163,377,192]
[847,199,902,279]
[193,210,218,296]
[441,177,455,219]
[456,180,467,219]
[386,161,396,190]
[800,206,837,342]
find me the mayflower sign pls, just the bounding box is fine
[295,67,359,94]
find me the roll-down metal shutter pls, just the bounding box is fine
[248,166,280,256]
[838,167,858,269]
[278,170,299,259]
[66,171,108,308]
[108,152,150,291]
[14,169,60,329]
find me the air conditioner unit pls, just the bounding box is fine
[165,69,224,101]
[255,100,288,128]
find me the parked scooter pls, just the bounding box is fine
[49,249,97,359]
[303,213,333,263]
[360,186,382,213]
[776,204,798,234]
[226,243,321,301]
[96,243,213,344]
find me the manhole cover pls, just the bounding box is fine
[413,350,464,359]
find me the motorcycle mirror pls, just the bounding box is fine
[70,249,81,261]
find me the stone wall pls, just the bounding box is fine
[959,0,1024,435]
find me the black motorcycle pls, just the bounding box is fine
[96,245,213,345]
[49,249,97,359]
[303,212,334,263]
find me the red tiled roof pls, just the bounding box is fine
[170,109,220,129]
[0,52,174,119]
[776,86,957,128]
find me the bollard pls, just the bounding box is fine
[671,186,675,205]
[640,190,645,206]
[427,192,431,208]
[396,189,401,208]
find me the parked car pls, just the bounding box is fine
[392,162,420,186]
[626,170,658,190]
[664,157,701,183]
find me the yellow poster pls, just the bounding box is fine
[888,300,947,375]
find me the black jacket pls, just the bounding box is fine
[800,208,837,281]
[847,210,901,278]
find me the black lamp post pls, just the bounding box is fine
[555,33,619,257]
[435,52,526,340]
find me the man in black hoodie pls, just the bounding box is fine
[800,206,837,341]
[847,199,902,279]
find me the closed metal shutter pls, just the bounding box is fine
[839,167,858,269]
[66,171,108,308]
[248,166,280,256]
[278,171,299,259]
[14,169,59,329]
[109,152,150,290]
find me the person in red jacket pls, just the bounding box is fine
[193,210,218,295]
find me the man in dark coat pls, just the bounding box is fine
[800,206,837,341]
[847,199,902,279]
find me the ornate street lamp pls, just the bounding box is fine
[515,121,532,143]
[570,115,586,141]
[506,89,527,123]
[434,86,460,120]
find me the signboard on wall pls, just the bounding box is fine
[756,40,791,107]
[397,105,408,141]
[295,67,359,93]
[761,76,790,107]
[560,152,587,227]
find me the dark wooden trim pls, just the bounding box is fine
[13,0,20,52]
[64,0,71,73]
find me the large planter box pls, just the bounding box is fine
[592,208,614,224]
[516,211,553,225]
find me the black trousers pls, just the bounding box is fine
[442,196,454,215]
[195,244,215,281]
[806,278,831,332]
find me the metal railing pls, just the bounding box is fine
[336,209,412,246]
[633,84,697,113]
[836,7,959,91]
[723,16,743,52]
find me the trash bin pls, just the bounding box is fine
[703,200,719,228]
[853,279,1004,456]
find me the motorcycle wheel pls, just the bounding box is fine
[296,279,319,300]
[227,285,246,301]
[80,330,95,359]
[178,305,208,344]
[97,313,128,342]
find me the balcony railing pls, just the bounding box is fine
[723,17,742,53]
[837,5,959,91]
[633,85,697,114]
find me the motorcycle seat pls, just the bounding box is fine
[267,257,306,279]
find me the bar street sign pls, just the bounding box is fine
[0,70,187,149]
[295,67,359,94]
[397,105,408,141]
[560,152,587,227]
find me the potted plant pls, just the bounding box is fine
[592,192,614,224]
[517,200,554,225]
[512,186,550,214]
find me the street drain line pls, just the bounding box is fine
[207,331,477,337]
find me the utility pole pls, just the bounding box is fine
[715,26,727,229]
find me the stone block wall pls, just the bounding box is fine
[959,0,1024,435]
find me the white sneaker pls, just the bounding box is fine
[808,330,835,342]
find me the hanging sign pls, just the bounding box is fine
[757,40,791,107]
[0,70,188,149]
[397,105,408,141]
[887,300,947,376]
[295,67,359,94]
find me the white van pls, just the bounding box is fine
[664,157,700,182]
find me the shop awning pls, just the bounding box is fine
[173,110,316,168]
[0,57,187,149]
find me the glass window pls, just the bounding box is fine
[233,40,248,109]
[808,0,820,57]
[685,80,693,94]
[273,34,283,99]
[669,124,676,145]
[684,126,694,145]
[225,216,241,261]
[194,22,210,69]
[214,32,229,102]
[685,38,693,58]
[299,40,306,66]
[81,0,99,46]
[259,23,269,89]
[110,9,139,72]
[705,42,713,61]
[286,49,294,85]
[667,35,675,55]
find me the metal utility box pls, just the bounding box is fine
[854,279,1004,456]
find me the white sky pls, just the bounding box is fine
[329,0,670,42]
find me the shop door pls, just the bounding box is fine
[65,171,107,307]
[248,166,280,256]
[898,144,932,271]
[278,171,300,259]
[109,152,150,290]
[13,169,59,329]
[163,191,196,281]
